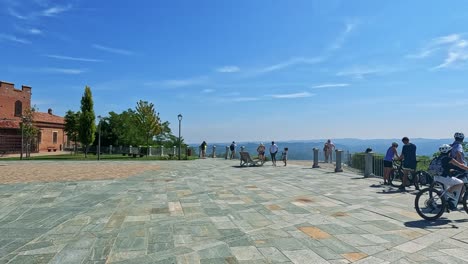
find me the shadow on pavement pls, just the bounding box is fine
[405,219,468,229]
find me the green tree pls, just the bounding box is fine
[135,100,161,155]
[78,86,96,157]
[107,110,145,146]
[64,110,80,154]
[154,121,186,148]
[21,106,39,158]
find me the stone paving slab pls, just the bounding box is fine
[1,159,468,263]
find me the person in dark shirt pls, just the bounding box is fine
[398,137,417,191]
[435,144,468,210]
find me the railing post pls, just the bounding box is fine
[335,150,343,172]
[173,146,176,157]
[225,146,229,159]
[212,145,216,158]
[109,145,113,155]
[129,145,133,154]
[364,152,375,178]
[312,148,320,168]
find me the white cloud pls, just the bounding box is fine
[202,89,215,93]
[258,57,323,74]
[92,44,133,55]
[42,67,85,74]
[336,67,381,79]
[44,54,103,62]
[8,8,27,19]
[312,83,349,89]
[432,51,468,70]
[41,4,72,17]
[29,28,43,35]
[216,66,240,73]
[270,92,314,99]
[432,34,460,45]
[330,22,357,50]
[145,76,208,88]
[406,48,439,59]
[232,97,261,102]
[0,34,30,44]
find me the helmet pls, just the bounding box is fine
[391,142,398,147]
[439,144,452,154]
[454,132,464,140]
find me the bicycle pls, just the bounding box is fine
[414,173,468,220]
[389,160,421,190]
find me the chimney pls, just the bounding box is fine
[48,108,53,115]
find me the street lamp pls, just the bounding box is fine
[97,115,102,161]
[177,114,182,160]
[20,117,24,160]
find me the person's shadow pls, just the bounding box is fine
[405,219,468,229]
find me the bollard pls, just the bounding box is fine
[312,148,320,168]
[129,145,133,154]
[335,150,343,172]
[109,145,113,155]
[225,146,229,159]
[212,145,216,158]
[173,146,176,157]
[364,152,375,178]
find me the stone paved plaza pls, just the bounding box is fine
[1,159,468,264]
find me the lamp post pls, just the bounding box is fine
[97,115,102,161]
[20,118,24,160]
[177,114,182,160]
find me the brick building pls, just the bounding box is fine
[0,81,67,153]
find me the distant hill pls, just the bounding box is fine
[190,138,452,160]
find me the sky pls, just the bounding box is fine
[1,0,468,144]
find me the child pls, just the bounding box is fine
[282,147,288,166]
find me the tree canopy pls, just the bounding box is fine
[78,86,96,157]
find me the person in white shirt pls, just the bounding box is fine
[270,141,279,166]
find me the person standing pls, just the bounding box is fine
[270,141,279,166]
[383,142,399,185]
[257,143,266,163]
[200,141,207,159]
[281,147,289,166]
[323,139,335,163]
[451,132,466,165]
[229,141,237,159]
[399,137,417,191]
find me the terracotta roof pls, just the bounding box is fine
[0,119,20,129]
[33,112,65,124]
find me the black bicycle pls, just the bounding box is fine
[415,173,468,220]
[389,160,423,190]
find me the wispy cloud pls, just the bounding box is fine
[28,28,43,35]
[330,22,357,50]
[42,67,85,74]
[145,76,208,88]
[41,4,72,17]
[0,34,30,44]
[408,33,468,69]
[202,89,215,93]
[232,97,261,102]
[257,57,323,74]
[270,92,314,99]
[312,83,349,89]
[92,44,133,55]
[216,66,240,73]
[8,8,27,20]
[336,66,397,79]
[44,54,103,62]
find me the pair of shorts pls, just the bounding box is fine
[402,162,416,171]
[434,176,463,189]
[258,152,265,155]
[383,160,393,168]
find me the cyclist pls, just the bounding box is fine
[435,144,468,210]
[398,137,417,191]
[383,142,400,185]
[451,132,466,165]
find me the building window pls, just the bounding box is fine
[38,131,42,144]
[14,101,22,117]
[53,131,58,144]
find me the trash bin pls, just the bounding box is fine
[187,148,192,156]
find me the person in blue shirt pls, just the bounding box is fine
[399,137,417,191]
[451,132,466,165]
[383,142,400,185]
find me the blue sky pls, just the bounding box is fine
[1,0,468,143]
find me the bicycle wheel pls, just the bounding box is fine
[390,169,404,187]
[462,191,468,214]
[414,187,446,221]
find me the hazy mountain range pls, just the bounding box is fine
[191,138,453,160]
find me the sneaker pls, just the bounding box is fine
[398,186,406,191]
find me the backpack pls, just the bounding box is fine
[418,171,434,186]
[428,156,444,176]
[230,144,235,151]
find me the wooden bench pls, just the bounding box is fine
[239,152,264,167]
[47,147,57,152]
